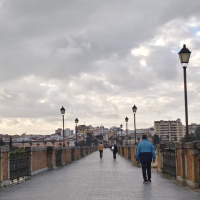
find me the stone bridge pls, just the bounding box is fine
[0,145,200,200]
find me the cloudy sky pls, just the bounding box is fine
[0,0,200,135]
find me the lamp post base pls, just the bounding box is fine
[184,134,191,142]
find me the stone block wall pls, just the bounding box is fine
[124,147,128,159]
[176,141,200,189]
[0,146,98,187]
[65,149,71,163]
[156,144,166,173]
[32,149,48,174]
[62,149,66,164]
[25,147,48,176]
[118,146,137,165]
[74,148,80,159]
[0,146,9,187]
[83,148,86,156]
[176,148,182,177]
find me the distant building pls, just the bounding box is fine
[154,119,185,142]
[188,123,200,134]
[55,128,62,136]
[64,128,72,137]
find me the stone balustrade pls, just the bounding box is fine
[0,146,97,187]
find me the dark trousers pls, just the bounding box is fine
[113,152,116,159]
[141,162,151,181]
[99,150,103,158]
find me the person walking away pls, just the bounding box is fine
[98,142,104,158]
[136,134,156,184]
[113,144,118,159]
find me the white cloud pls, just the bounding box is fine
[131,46,149,57]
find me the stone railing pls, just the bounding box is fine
[156,141,200,189]
[0,146,97,187]
[118,145,138,165]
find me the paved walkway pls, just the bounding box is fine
[0,149,199,200]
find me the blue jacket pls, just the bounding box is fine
[136,139,156,162]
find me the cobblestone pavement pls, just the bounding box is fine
[0,149,199,200]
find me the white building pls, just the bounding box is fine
[154,119,185,142]
[64,128,73,137]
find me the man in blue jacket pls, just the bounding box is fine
[136,134,156,184]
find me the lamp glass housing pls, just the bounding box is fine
[75,118,79,124]
[178,44,191,65]
[60,106,65,115]
[132,105,137,114]
[125,117,129,122]
[120,124,123,128]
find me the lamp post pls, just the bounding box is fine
[120,124,123,145]
[82,125,85,134]
[117,128,120,145]
[60,106,65,147]
[132,105,137,145]
[125,117,128,145]
[75,118,79,146]
[178,44,191,142]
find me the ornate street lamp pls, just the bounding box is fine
[75,118,79,146]
[132,105,137,145]
[178,44,191,142]
[60,106,65,147]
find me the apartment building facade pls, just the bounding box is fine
[154,119,185,141]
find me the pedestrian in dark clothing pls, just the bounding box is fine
[136,134,156,184]
[113,144,118,159]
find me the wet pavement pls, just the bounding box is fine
[0,149,199,200]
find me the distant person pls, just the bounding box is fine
[98,142,104,158]
[113,144,118,159]
[136,134,156,184]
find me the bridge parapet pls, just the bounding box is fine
[0,146,98,187]
[156,142,200,188]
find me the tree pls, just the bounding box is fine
[153,134,160,145]
[9,137,13,151]
[137,137,140,143]
[22,140,25,147]
[0,138,5,146]
[180,137,185,142]
[29,141,33,147]
[43,141,47,146]
[96,135,103,140]
[195,126,200,140]
[51,141,55,146]
[36,143,40,148]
